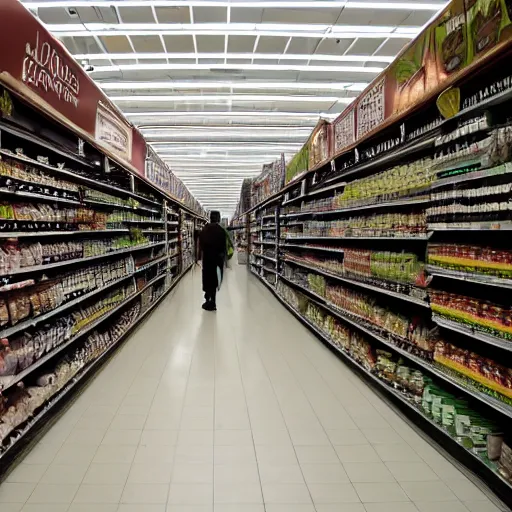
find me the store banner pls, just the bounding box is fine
[0,0,147,173]
[333,106,356,155]
[332,0,512,155]
[356,77,386,140]
[466,0,512,65]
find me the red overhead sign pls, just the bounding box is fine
[0,0,144,173]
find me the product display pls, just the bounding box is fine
[0,83,205,466]
[230,28,512,504]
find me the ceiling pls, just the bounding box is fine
[22,0,448,217]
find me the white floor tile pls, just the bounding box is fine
[122,483,169,504]
[364,504,420,512]
[40,463,89,484]
[415,502,470,512]
[214,430,253,446]
[168,483,213,505]
[213,482,263,503]
[354,482,409,503]
[5,464,47,484]
[262,483,312,504]
[214,464,259,484]
[400,481,459,502]
[344,462,395,483]
[385,461,439,482]
[27,483,78,504]
[73,484,123,504]
[300,463,349,484]
[127,462,173,484]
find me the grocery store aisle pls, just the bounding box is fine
[0,265,506,512]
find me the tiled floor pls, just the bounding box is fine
[0,265,508,512]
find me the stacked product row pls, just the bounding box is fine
[249,206,278,287]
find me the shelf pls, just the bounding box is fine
[0,148,162,209]
[433,314,512,353]
[84,199,160,215]
[283,258,429,307]
[0,241,166,278]
[258,254,277,263]
[0,270,169,393]
[135,254,168,273]
[123,220,165,225]
[0,273,135,340]
[284,243,345,254]
[327,134,437,184]
[426,265,512,289]
[263,266,277,274]
[261,226,276,231]
[0,188,81,205]
[281,197,429,219]
[0,229,131,238]
[429,221,512,231]
[431,163,512,190]
[280,274,512,419]
[285,235,429,242]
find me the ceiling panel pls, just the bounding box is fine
[196,35,225,53]
[227,35,257,53]
[117,7,154,23]
[316,39,353,55]
[100,35,133,53]
[230,7,264,24]
[374,38,416,57]
[130,35,164,53]
[255,36,288,54]
[162,34,196,52]
[193,6,227,23]
[345,39,386,56]
[154,6,190,23]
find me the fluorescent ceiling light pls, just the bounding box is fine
[100,81,368,92]
[44,22,420,40]
[142,126,312,132]
[78,52,395,64]
[110,94,350,103]
[128,111,337,118]
[92,63,383,73]
[23,1,446,11]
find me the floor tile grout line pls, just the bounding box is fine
[255,336,365,506]
[230,306,268,512]
[243,335,315,507]
[165,297,199,511]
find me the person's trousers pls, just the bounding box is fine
[204,288,217,305]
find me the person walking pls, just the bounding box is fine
[196,211,226,311]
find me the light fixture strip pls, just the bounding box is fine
[98,81,368,92]
[90,63,383,73]
[109,94,353,103]
[23,1,446,10]
[76,52,395,63]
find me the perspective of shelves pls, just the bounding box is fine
[0,83,204,470]
[232,50,512,505]
[254,268,512,498]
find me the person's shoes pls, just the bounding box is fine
[202,301,216,311]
